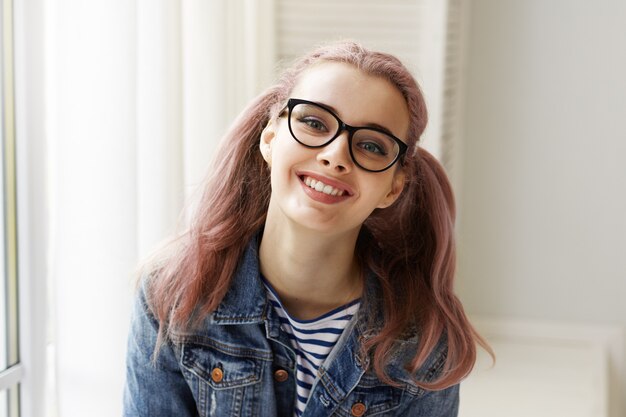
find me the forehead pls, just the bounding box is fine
[289,62,410,139]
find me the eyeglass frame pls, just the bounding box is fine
[280,98,408,173]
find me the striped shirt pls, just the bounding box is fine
[263,280,360,417]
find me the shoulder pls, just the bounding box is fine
[351,324,459,415]
[133,268,162,317]
[356,303,451,395]
[377,335,459,416]
[358,272,453,393]
[385,331,450,395]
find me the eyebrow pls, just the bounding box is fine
[317,101,400,138]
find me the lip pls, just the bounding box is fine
[296,171,355,204]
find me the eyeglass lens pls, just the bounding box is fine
[288,101,402,172]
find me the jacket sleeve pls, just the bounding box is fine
[397,383,459,416]
[123,282,198,417]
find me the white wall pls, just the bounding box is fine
[457,0,626,415]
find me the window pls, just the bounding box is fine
[0,0,22,415]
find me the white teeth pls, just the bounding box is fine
[302,176,345,196]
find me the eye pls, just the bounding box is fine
[298,116,328,133]
[356,141,388,156]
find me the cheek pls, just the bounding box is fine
[366,176,399,207]
[268,140,303,183]
[371,176,395,196]
[272,135,313,169]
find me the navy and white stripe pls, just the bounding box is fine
[263,280,360,417]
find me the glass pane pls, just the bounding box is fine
[1,0,19,374]
[0,124,6,372]
[0,0,9,375]
[0,386,20,417]
[0,389,6,417]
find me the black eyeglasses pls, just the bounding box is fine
[282,98,408,173]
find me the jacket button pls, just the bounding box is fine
[351,402,366,417]
[211,368,224,383]
[273,369,289,382]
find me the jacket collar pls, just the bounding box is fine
[207,233,420,344]
[210,234,268,324]
[209,233,387,330]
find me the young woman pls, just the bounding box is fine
[123,41,492,417]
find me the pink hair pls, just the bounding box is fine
[147,41,492,390]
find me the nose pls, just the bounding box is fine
[316,131,353,173]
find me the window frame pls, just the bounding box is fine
[1,0,23,415]
[3,0,49,416]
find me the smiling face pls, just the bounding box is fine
[260,62,410,237]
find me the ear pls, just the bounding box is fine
[377,168,406,209]
[259,120,275,166]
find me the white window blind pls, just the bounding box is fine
[439,0,468,194]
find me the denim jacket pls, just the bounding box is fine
[123,237,459,416]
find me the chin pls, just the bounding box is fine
[288,212,363,238]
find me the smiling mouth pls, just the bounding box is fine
[301,176,347,196]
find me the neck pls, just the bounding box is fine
[259,218,363,320]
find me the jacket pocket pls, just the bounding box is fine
[182,340,267,388]
[335,377,403,416]
[180,339,272,416]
